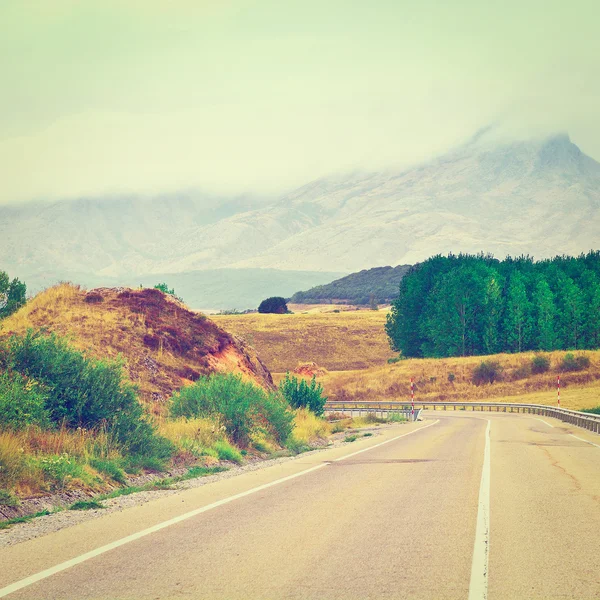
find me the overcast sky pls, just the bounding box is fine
[1,0,598,204]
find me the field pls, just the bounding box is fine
[212,308,395,373]
[214,310,600,411]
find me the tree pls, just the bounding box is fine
[533,279,556,351]
[0,271,26,320]
[258,297,289,314]
[153,283,183,302]
[503,273,532,353]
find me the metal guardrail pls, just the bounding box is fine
[323,401,600,434]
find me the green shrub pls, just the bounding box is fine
[0,371,50,429]
[560,353,591,372]
[70,500,104,511]
[531,354,551,374]
[257,297,289,314]
[447,372,456,383]
[170,373,292,447]
[213,440,243,463]
[472,361,503,385]
[36,454,90,491]
[582,406,600,415]
[153,283,183,303]
[285,436,311,454]
[2,330,174,466]
[279,373,327,416]
[89,458,127,484]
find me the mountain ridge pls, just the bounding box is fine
[1,131,599,304]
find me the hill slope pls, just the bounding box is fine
[290,265,411,304]
[1,284,273,413]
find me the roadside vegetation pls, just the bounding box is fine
[0,313,332,511]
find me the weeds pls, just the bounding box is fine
[212,440,243,463]
[69,500,104,511]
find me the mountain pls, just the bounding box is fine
[290,264,411,305]
[2,131,599,307]
[231,132,600,271]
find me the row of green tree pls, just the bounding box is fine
[386,252,600,358]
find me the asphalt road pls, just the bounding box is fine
[1,413,599,599]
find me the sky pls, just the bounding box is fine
[1,0,598,204]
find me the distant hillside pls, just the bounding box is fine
[290,265,411,305]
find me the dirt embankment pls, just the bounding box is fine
[2,284,273,413]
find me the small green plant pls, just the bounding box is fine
[387,413,407,423]
[37,454,90,491]
[0,489,19,507]
[213,440,243,463]
[447,372,456,383]
[387,357,401,364]
[89,458,127,484]
[285,436,311,454]
[472,361,503,385]
[560,353,591,372]
[70,500,105,511]
[0,510,52,530]
[344,435,358,443]
[363,432,373,437]
[279,373,327,416]
[531,354,551,374]
[153,283,183,302]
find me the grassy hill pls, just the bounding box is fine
[290,265,410,305]
[1,284,273,415]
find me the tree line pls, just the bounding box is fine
[386,252,600,358]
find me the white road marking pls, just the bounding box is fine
[469,419,491,600]
[569,434,600,449]
[533,418,554,428]
[0,420,439,598]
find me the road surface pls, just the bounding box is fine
[1,412,599,599]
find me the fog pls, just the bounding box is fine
[1,0,598,204]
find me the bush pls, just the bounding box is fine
[582,406,600,415]
[447,372,456,383]
[153,283,183,303]
[1,330,174,466]
[258,297,289,314]
[170,373,293,446]
[472,361,503,385]
[212,440,243,463]
[512,365,531,380]
[279,373,327,416]
[531,354,551,374]
[0,371,50,429]
[560,353,591,372]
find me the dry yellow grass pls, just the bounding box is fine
[292,408,332,443]
[213,309,394,373]
[321,350,600,411]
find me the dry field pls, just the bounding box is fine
[212,308,394,373]
[214,310,600,411]
[321,351,600,411]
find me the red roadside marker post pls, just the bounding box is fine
[411,377,415,420]
[557,375,560,407]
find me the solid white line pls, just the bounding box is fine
[468,419,491,600]
[533,418,554,428]
[570,434,600,449]
[0,420,439,598]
